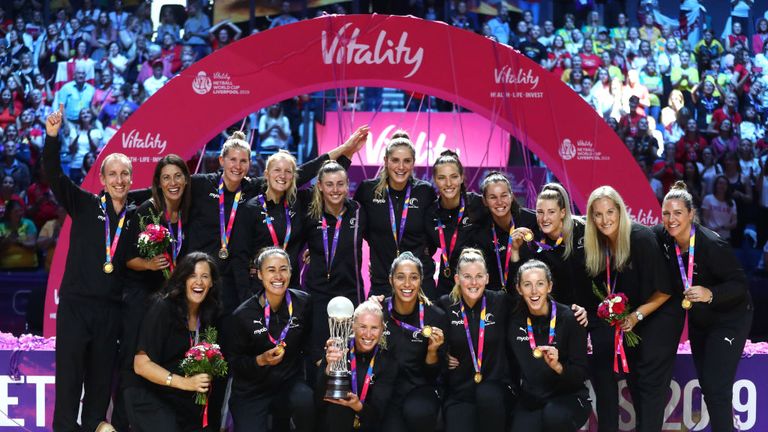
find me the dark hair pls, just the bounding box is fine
[712,175,734,207]
[2,199,22,223]
[160,252,221,330]
[151,154,191,223]
[481,171,521,214]
[432,149,466,194]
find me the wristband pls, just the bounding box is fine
[165,373,173,386]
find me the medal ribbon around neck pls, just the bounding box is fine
[606,251,629,373]
[534,232,563,253]
[605,251,617,295]
[258,194,291,250]
[526,299,556,358]
[349,340,378,423]
[263,290,293,347]
[460,294,486,377]
[492,216,515,288]
[675,225,696,297]
[101,195,126,268]
[387,184,412,254]
[387,298,426,335]
[321,208,346,279]
[165,210,182,269]
[437,196,465,275]
[188,316,200,348]
[218,177,242,255]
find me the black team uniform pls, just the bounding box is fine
[228,288,314,432]
[437,290,512,432]
[653,222,753,432]
[475,206,537,293]
[507,301,591,431]
[354,177,437,297]
[44,134,137,431]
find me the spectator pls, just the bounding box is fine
[18,108,44,154]
[740,104,764,141]
[630,39,653,71]
[0,199,38,269]
[723,151,753,245]
[700,146,724,196]
[183,1,212,60]
[519,26,546,63]
[269,1,299,29]
[640,60,663,120]
[67,17,90,47]
[579,38,601,77]
[635,116,659,160]
[128,81,145,106]
[694,29,724,61]
[160,33,182,74]
[737,138,761,180]
[639,13,661,45]
[156,8,181,43]
[209,20,242,51]
[618,95,645,137]
[103,41,128,75]
[143,59,168,97]
[582,10,605,40]
[742,80,763,116]
[90,11,116,57]
[38,23,71,79]
[538,20,554,47]
[136,44,171,84]
[661,89,686,133]
[623,69,651,113]
[103,103,133,145]
[610,13,629,43]
[37,204,65,272]
[91,66,118,118]
[0,174,24,218]
[578,76,596,109]
[0,87,17,129]
[25,164,58,229]
[752,18,768,55]
[756,162,768,247]
[54,65,95,122]
[108,0,130,32]
[545,35,571,76]
[625,26,641,55]
[593,30,613,55]
[711,119,740,161]
[0,142,30,192]
[100,82,136,126]
[682,160,704,210]
[517,0,541,25]
[710,92,742,132]
[486,5,511,45]
[555,13,576,45]
[75,0,100,33]
[657,38,681,78]
[671,50,700,95]
[65,107,102,183]
[702,175,738,241]
[258,103,291,150]
[591,68,613,117]
[731,48,753,95]
[725,21,748,54]
[676,118,708,164]
[566,28,584,55]
[692,80,723,130]
[638,157,664,202]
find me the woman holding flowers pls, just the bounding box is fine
[507,260,590,432]
[228,247,314,432]
[584,186,682,432]
[129,252,222,431]
[653,181,753,432]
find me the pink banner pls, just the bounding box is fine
[317,112,510,167]
[44,14,659,336]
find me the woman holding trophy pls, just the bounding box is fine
[379,252,448,432]
[227,247,314,432]
[318,300,399,431]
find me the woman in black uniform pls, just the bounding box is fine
[584,185,683,432]
[475,172,537,293]
[427,150,487,299]
[119,155,191,426]
[129,252,222,432]
[188,128,364,314]
[318,300,398,432]
[380,252,447,432]
[507,260,590,432]
[655,181,753,432]
[354,130,437,297]
[438,248,511,432]
[300,160,366,366]
[228,247,314,432]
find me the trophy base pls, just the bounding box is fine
[325,371,352,399]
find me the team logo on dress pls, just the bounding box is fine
[558,139,576,161]
[192,71,212,95]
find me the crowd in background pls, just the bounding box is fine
[1,0,768,273]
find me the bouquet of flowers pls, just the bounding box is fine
[180,326,228,405]
[593,284,641,347]
[137,212,173,279]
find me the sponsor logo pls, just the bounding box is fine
[516,336,530,342]
[558,138,576,161]
[451,320,464,326]
[627,206,660,225]
[366,125,451,165]
[97,215,106,222]
[121,129,167,155]
[493,66,540,89]
[321,23,424,78]
[372,198,386,204]
[192,71,212,94]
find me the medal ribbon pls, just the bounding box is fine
[218,177,242,253]
[387,298,425,334]
[188,317,200,348]
[437,196,465,274]
[525,299,556,355]
[492,217,515,288]
[258,194,291,249]
[534,232,563,252]
[100,195,126,266]
[165,210,182,270]
[387,184,412,253]
[349,341,378,404]
[605,251,617,295]
[674,225,696,295]
[606,251,629,373]
[322,208,346,278]
[263,290,293,346]
[460,294,486,376]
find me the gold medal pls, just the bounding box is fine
[443,267,451,277]
[681,299,692,310]
[422,325,433,338]
[218,248,229,260]
[523,232,534,242]
[533,348,543,358]
[353,417,361,429]
[474,372,483,384]
[103,262,114,274]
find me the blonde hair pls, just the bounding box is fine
[308,160,348,219]
[584,186,632,276]
[389,251,431,306]
[220,130,251,158]
[265,150,299,205]
[537,183,575,259]
[448,248,487,304]
[373,130,416,200]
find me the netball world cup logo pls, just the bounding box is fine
[192,71,212,95]
[559,138,576,160]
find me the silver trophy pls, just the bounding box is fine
[324,296,355,399]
